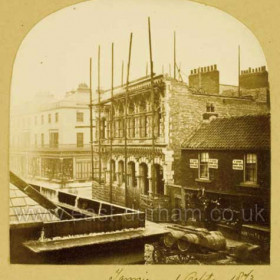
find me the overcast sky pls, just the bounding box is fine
[11,0,267,105]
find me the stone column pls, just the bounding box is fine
[147,163,153,196]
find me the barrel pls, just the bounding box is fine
[177,233,199,252]
[163,230,185,248]
[199,231,226,251]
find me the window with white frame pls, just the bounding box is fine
[199,152,209,179]
[244,153,257,183]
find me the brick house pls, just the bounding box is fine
[170,114,270,248]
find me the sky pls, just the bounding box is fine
[11,0,267,105]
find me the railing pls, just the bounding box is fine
[140,193,170,210]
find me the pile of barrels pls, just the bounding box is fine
[162,225,227,253]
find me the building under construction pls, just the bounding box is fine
[90,73,269,220]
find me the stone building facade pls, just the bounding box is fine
[10,84,94,183]
[91,74,269,217]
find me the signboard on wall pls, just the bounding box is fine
[233,159,243,170]
[209,159,218,169]
[190,159,198,168]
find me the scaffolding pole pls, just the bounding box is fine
[110,42,114,203]
[121,60,124,87]
[148,17,155,195]
[174,31,176,80]
[124,33,133,207]
[98,45,102,184]
[238,45,240,97]
[89,58,94,182]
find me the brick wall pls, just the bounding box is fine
[240,66,269,89]
[92,182,126,206]
[167,82,269,185]
[189,65,219,94]
[181,150,270,191]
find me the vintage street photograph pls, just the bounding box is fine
[9,0,270,264]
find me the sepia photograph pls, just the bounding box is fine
[7,0,271,267]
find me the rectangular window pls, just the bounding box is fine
[199,152,209,179]
[115,120,119,138]
[119,119,124,138]
[76,112,84,122]
[41,133,44,147]
[77,133,84,147]
[49,132,59,148]
[140,115,147,138]
[48,114,51,123]
[129,118,135,138]
[244,153,257,183]
[100,119,106,139]
[55,112,59,122]
[41,115,44,125]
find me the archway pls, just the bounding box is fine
[153,164,164,195]
[139,162,149,195]
[127,161,139,209]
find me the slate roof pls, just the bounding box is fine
[10,184,59,224]
[182,114,270,150]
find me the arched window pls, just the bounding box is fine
[139,163,149,195]
[127,162,136,187]
[153,164,164,195]
[111,159,116,182]
[118,160,124,185]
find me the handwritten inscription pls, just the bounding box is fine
[109,269,150,280]
[176,272,215,280]
[108,269,254,280]
[230,270,254,280]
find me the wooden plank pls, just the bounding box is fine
[23,221,168,253]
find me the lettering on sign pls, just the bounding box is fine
[208,159,218,169]
[190,159,198,168]
[233,159,243,170]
